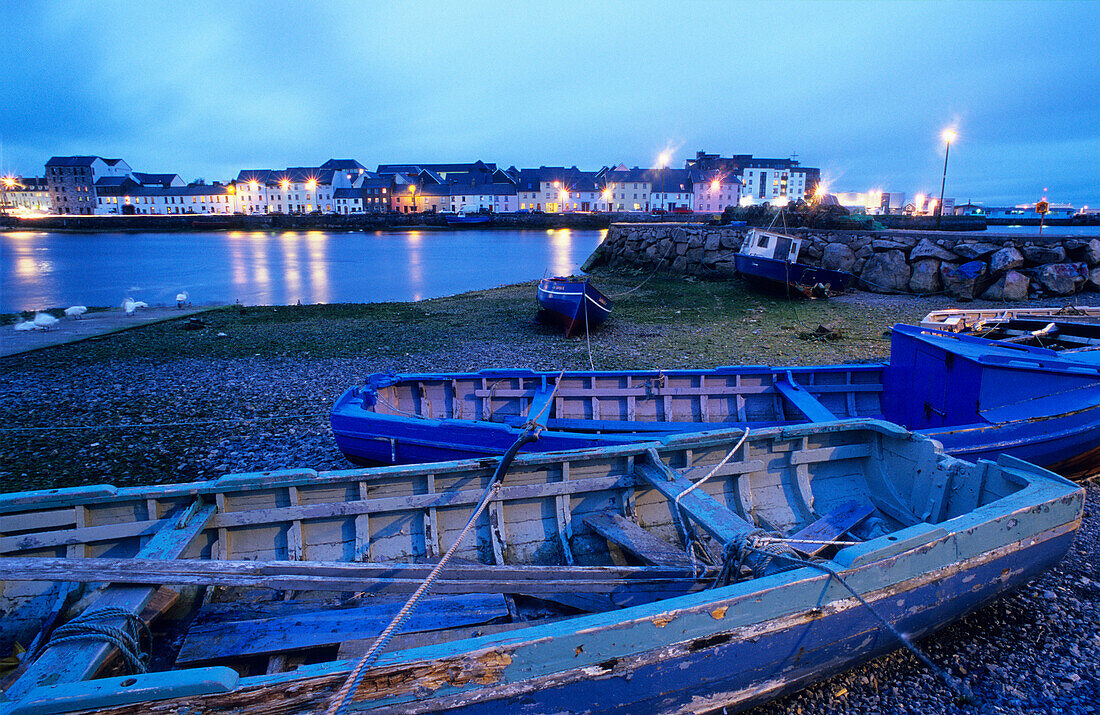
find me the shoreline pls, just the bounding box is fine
[1,273,1097,713]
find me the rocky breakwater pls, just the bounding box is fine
[583,224,1100,300]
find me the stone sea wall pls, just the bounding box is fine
[584,223,1100,300]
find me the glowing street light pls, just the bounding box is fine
[306,179,317,190]
[281,179,290,191]
[657,151,671,169]
[813,183,826,203]
[937,128,957,227]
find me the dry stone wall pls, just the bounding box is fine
[584,223,1100,300]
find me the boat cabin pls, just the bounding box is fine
[740,228,803,262]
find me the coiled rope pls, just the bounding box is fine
[324,426,544,715]
[43,607,151,674]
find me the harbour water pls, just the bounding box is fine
[0,228,605,313]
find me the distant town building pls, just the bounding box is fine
[649,168,695,212]
[689,169,741,214]
[1,176,51,213]
[600,165,652,212]
[686,151,819,205]
[45,156,134,214]
[984,203,1076,220]
[516,167,600,213]
[232,165,353,214]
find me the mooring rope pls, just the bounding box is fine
[324,426,545,715]
[42,607,151,674]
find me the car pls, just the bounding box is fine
[671,207,694,214]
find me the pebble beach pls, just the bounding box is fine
[1,272,1096,713]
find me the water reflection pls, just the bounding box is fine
[305,231,330,304]
[549,229,574,277]
[248,233,273,305]
[280,232,303,301]
[0,229,606,312]
[406,231,424,301]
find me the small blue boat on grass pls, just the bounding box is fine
[735,228,855,297]
[331,324,1100,478]
[0,422,1083,713]
[537,276,612,337]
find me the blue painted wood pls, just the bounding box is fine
[175,594,509,664]
[774,371,837,422]
[789,500,875,556]
[6,667,239,715]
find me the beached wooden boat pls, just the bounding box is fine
[920,306,1100,352]
[0,421,1083,714]
[536,276,612,337]
[331,324,1100,478]
[734,228,855,297]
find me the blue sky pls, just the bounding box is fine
[2,0,1098,205]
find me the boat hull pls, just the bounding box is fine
[537,278,612,337]
[44,468,1080,715]
[734,253,855,296]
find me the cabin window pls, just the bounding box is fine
[757,236,769,248]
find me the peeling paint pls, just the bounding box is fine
[352,649,513,700]
[651,615,675,628]
[710,606,728,620]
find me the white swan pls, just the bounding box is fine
[33,312,60,330]
[64,305,88,319]
[176,291,189,309]
[13,320,36,331]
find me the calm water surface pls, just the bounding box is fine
[0,229,605,313]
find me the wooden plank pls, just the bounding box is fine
[286,486,303,561]
[555,495,575,566]
[354,481,371,562]
[526,384,556,428]
[0,557,703,595]
[583,512,692,569]
[336,616,572,659]
[789,443,872,465]
[176,594,508,665]
[774,374,837,422]
[3,503,217,701]
[633,450,759,546]
[789,500,875,557]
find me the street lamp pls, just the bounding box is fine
[937,128,957,227]
[657,151,671,211]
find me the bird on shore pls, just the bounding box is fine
[176,291,189,309]
[13,320,36,331]
[64,305,88,319]
[122,298,148,316]
[33,312,60,330]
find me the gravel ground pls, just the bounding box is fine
[1,272,1097,713]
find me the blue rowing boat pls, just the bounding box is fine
[735,228,855,297]
[537,276,612,336]
[0,422,1083,713]
[330,324,1100,478]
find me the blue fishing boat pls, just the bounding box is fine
[537,276,612,337]
[0,422,1083,713]
[734,228,855,297]
[331,324,1100,478]
[444,211,491,226]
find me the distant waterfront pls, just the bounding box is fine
[0,229,605,313]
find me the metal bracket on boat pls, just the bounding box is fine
[6,667,239,715]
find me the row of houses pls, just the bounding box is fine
[6,151,822,216]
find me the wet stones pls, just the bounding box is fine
[908,259,943,294]
[941,260,988,299]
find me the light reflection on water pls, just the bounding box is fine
[0,228,606,312]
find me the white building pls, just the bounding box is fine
[600,165,652,212]
[1,177,51,213]
[650,168,695,212]
[689,169,741,214]
[45,156,135,214]
[232,166,350,214]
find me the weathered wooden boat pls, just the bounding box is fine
[734,228,855,297]
[331,324,1100,478]
[920,306,1100,353]
[0,421,1084,714]
[536,276,612,337]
